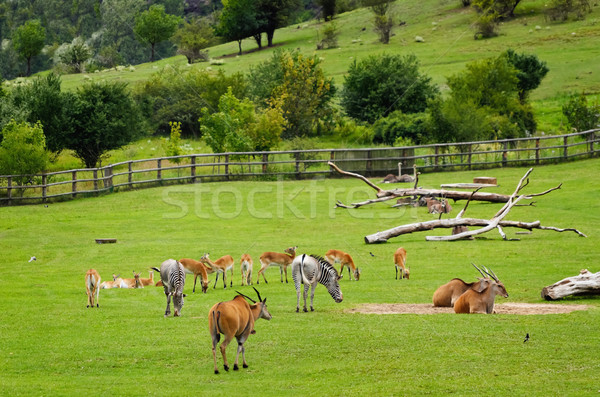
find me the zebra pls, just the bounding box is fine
[291,254,343,312]
[151,259,186,317]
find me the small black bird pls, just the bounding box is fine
[369,252,375,257]
[523,333,529,343]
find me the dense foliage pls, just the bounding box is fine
[0,119,48,185]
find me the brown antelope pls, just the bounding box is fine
[256,246,297,284]
[85,269,101,308]
[325,249,360,281]
[432,264,492,307]
[200,253,235,289]
[139,270,155,286]
[209,287,272,374]
[99,273,127,289]
[394,247,409,280]
[240,254,253,286]
[454,266,508,314]
[179,258,209,293]
[121,271,144,288]
[423,197,452,215]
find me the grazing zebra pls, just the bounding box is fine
[291,254,343,312]
[151,259,186,317]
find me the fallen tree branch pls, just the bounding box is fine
[541,269,600,300]
[328,161,382,194]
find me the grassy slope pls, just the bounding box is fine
[0,159,599,395]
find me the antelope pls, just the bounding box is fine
[394,247,409,280]
[200,253,235,289]
[139,270,155,286]
[121,271,144,288]
[151,259,186,317]
[291,254,343,312]
[179,258,209,293]
[423,197,452,215]
[209,287,272,374]
[454,265,508,314]
[257,246,297,284]
[325,249,360,281]
[85,269,101,308]
[100,273,127,289]
[432,264,491,307]
[240,254,253,286]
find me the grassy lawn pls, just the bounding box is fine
[1,159,599,395]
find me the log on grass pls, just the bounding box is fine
[541,269,600,300]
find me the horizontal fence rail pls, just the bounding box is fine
[0,129,598,206]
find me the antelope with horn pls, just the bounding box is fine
[256,246,297,284]
[432,264,491,307]
[85,269,101,308]
[200,253,234,289]
[291,254,343,312]
[454,265,509,314]
[99,273,127,289]
[208,287,272,374]
[121,271,144,288]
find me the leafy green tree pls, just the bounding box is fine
[172,17,216,63]
[12,19,46,76]
[341,54,438,124]
[100,0,146,65]
[134,5,181,62]
[56,37,92,73]
[472,0,523,19]
[504,49,549,103]
[66,81,141,168]
[372,111,431,145]
[562,93,600,132]
[546,0,591,21]
[248,50,336,138]
[319,0,336,20]
[256,0,301,47]
[218,0,261,55]
[165,121,183,165]
[0,120,48,186]
[363,0,394,44]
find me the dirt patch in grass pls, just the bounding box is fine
[348,303,591,315]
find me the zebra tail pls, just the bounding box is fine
[150,267,160,273]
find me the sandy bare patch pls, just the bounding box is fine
[348,302,590,315]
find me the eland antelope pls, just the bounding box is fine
[432,264,491,307]
[454,265,508,314]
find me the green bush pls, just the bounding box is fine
[372,111,430,145]
[331,118,374,145]
[0,120,48,185]
[562,93,600,132]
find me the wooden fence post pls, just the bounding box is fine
[157,159,162,181]
[7,176,12,205]
[589,131,595,157]
[366,150,372,175]
[225,154,230,180]
[41,174,47,202]
[262,153,268,173]
[191,156,197,183]
[128,161,133,185]
[563,136,568,159]
[467,144,472,170]
[93,170,98,193]
[502,142,508,167]
[295,153,301,179]
[535,138,540,165]
[72,171,77,198]
[106,166,113,189]
[434,146,439,171]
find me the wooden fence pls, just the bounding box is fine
[1,129,598,205]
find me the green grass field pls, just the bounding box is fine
[1,159,599,395]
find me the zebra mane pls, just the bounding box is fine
[309,255,337,274]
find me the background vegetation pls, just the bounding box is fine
[0,159,598,395]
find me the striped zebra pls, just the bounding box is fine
[151,259,186,317]
[291,254,343,312]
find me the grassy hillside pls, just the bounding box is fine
[0,159,599,395]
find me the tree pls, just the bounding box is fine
[562,93,600,132]
[472,0,523,19]
[134,4,181,62]
[363,0,394,44]
[248,50,336,138]
[12,19,46,76]
[319,0,336,20]
[545,0,591,21]
[504,49,549,103]
[66,81,141,168]
[341,54,438,124]
[0,120,48,187]
[172,17,215,63]
[256,0,301,47]
[218,0,261,55]
[56,37,92,73]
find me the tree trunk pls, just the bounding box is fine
[237,39,243,55]
[151,43,155,62]
[254,33,262,49]
[541,269,600,300]
[266,29,275,47]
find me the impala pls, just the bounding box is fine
[256,246,297,284]
[209,287,272,374]
[325,249,360,281]
[200,253,235,289]
[85,269,101,308]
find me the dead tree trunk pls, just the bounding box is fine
[541,269,600,300]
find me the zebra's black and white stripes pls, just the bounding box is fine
[291,254,343,312]
[152,259,186,317]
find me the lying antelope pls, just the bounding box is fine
[209,287,272,374]
[291,254,343,312]
[454,265,508,314]
[423,197,452,216]
[179,258,209,293]
[85,269,101,308]
[240,254,253,286]
[151,259,186,317]
[139,270,155,287]
[99,273,127,289]
[200,253,234,289]
[325,249,360,281]
[121,271,144,288]
[257,246,297,284]
[394,247,409,280]
[432,264,491,307]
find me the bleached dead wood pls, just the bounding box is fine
[541,269,600,300]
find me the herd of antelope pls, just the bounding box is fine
[84,245,509,373]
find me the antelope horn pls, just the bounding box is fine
[252,286,263,303]
[235,291,257,303]
[472,263,487,278]
[480,265,499,282]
